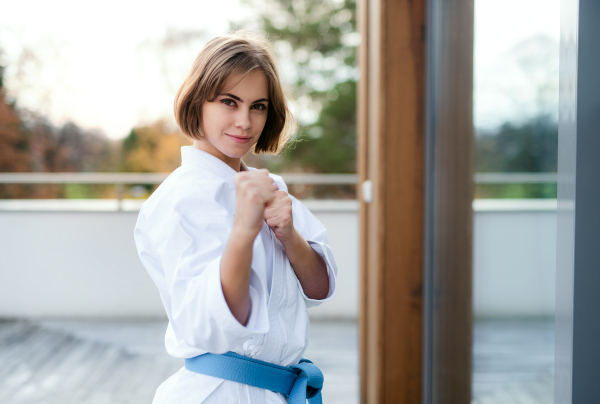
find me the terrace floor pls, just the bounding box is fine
[0,318,553,404]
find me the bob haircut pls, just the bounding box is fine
[174,30,295,154]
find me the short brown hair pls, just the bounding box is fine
[174,30,295,154]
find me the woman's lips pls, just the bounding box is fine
[226,134,252,144]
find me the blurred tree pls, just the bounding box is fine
[236,0,358,173]
[475,114,558,199]
[1,56,120,198]
[281,79,356,173]
[46,121,116,173]
[121,120,188,173]
[0,62,34,198]
[476,114,558,173]
[0,63,30,173]
[9,114,120,198]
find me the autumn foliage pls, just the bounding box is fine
[121,120,188,173]
[0,62,191,198]
[0,74,29,173]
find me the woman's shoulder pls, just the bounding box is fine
[142,166,235,219]
[158,165,227,193]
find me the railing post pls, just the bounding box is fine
[116,183,124,211]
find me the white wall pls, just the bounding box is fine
[472,200,557,318]
[0,199,556,319]
[0,209,164,318]
[0,200,358,320]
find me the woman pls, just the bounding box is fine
[134,31,338,403]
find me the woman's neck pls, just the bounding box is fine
[193,140,243,172]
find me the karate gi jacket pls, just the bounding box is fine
[134,146,338,403]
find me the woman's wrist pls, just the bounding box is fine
[280,228,303,251]
[230,222,260,245]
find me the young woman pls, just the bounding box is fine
[134,31,338,403]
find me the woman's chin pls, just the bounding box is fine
[221,150,246,160]
[221,144,253,159]
[196,139,254,161]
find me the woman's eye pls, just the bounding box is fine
[252,104,267,111]
[221,99,236,107]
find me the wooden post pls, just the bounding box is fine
[359,0,427,402]
[358,0,474,402]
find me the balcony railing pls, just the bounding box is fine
[0,172,358,210]
[0,172,558,209]
[473,173,557,183]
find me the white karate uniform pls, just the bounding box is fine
[134,146,338,403]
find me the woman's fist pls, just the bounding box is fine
[233,169,278,239]
[264,190,294,243]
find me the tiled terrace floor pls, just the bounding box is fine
[472,319,554,404]
[0,318,553,404]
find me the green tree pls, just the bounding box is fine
[476,114,558,173]
[282,80,356,173]
[237,0,358,173]
[475,114,558,198]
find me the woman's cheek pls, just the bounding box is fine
[253,113,268,135]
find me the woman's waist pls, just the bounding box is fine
[165,308,309,366]
[166,334,307,368]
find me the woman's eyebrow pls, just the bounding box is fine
[222,93,243,102]
[221,93,269,104]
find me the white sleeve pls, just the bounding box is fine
[135,205,269,354]
[289,194,339,308]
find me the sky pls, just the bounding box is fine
[474,0,560,129]
[0,0,250,139]
[0,0,560,139]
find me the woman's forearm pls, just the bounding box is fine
[282,229,329,300]
[220,226,255,326]
[221,224,329,324]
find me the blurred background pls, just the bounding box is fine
[0,0,557,403]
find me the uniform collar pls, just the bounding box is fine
[180,146,249,181]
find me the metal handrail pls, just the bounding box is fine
[0,173,359,210]
[0,172,358,185]
[474,173,557,184]
[0,172,558,184]
[0,172,558,210]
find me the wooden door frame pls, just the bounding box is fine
[359,0,427,402]
[358,0,474,402]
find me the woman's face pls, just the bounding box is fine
[195,69,269,170]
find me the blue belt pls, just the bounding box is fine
[185,352,323,404]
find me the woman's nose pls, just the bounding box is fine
[235,109,251,131]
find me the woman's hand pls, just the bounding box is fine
[233,169,278,239]
[264,190,295,243]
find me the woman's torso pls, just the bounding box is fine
[136,158,311,403]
